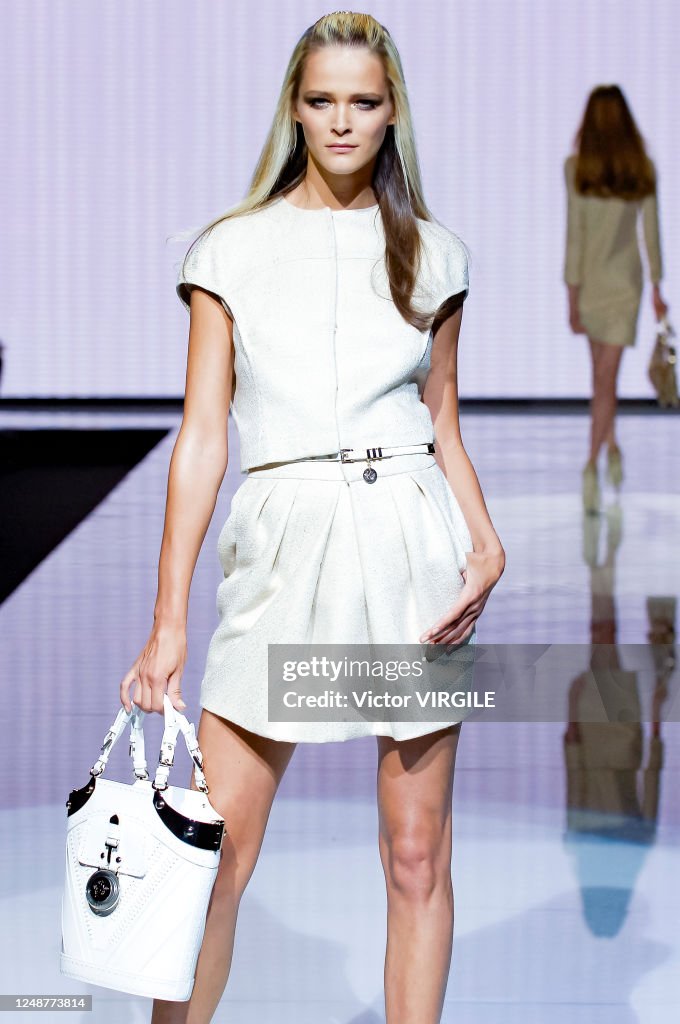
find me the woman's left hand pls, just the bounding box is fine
[419,548,505,646]
[652,285,669,323]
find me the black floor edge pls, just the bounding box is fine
[0,397,675,413]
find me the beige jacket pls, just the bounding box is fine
[564,154,663,287]
[563,155,663,345]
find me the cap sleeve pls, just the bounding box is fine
[424,228,470,322]
[440,231,469,305]
[176,223,234,317]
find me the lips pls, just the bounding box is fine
[328,145,357,150]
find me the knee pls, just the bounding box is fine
[593,360,618,391]
[381,826,451,900]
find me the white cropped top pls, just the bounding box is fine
[177,195,469,472]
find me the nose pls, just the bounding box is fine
[331,107,353,134]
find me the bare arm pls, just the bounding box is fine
[423,300,503,558]
[154,288,234,625]
[419,302,505,644]
[120,287,235,713]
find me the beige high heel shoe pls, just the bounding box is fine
[606,444,623,488]
[582,459,600,514]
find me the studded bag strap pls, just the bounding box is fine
[89,705,137,777]
[152,694,210,794]
[89,697,209,793]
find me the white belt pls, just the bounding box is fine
[282,441,436,483]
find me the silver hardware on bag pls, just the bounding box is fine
[85,816,122,916]
[152,713,209,794]
[87,699,210,795]
[85,869,120,916]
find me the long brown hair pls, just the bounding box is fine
[568,85,657,200]
[174,11,469,331]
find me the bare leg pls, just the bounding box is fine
[587,338,625,462]
[151,711,297,1024]
[377,723,463,1024]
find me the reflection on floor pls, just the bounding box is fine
[0,407,678,1023]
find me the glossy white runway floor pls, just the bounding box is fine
[1,406,679,1023]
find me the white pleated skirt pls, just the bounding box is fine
[199,452,477,743]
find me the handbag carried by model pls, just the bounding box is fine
[60,694,225,1001]
[648,314,678,408]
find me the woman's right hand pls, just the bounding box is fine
[119,621,188,715]
[567,285,585,334]
[569,307,586,334]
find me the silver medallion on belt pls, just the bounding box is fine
[340,447,381,483]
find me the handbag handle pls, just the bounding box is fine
[89,695,210,794]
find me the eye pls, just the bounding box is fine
[307,99,379,110]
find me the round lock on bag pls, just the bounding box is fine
[85,869,121,916]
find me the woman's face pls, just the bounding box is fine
[294,45,395,180]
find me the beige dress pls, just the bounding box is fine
[563,155,663,346]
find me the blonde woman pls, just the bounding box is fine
[563,84,669,513]
[121,12,504,1024]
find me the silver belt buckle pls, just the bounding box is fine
[340,447,384,464]
[340,447,379,483]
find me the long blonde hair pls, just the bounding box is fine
[172,10,466,331]
[568,85,657,200]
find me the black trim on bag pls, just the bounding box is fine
[66,778,96,816]
[66,778,224,852]
[153,788,224,851]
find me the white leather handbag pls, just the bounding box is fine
[60,694,226,1001]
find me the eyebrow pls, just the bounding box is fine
[302,90,384,100]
